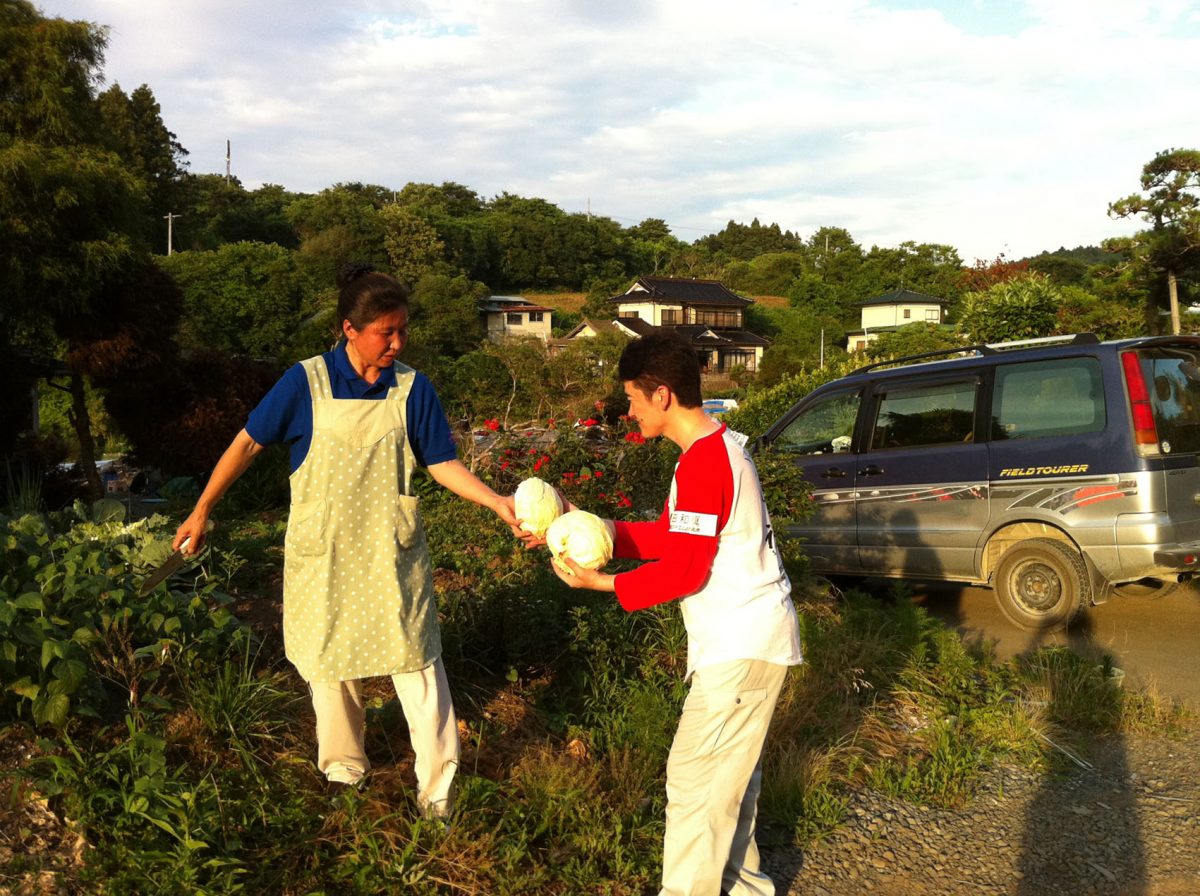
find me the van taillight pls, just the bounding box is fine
[1121,351,1160,448]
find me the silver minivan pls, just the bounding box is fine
[760,335,1200,630]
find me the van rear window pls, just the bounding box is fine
[992,358,1104,440]
[1136,347,1200,454]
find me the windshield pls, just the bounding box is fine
[1139,346,1200,454]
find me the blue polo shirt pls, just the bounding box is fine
[245,345,458,473]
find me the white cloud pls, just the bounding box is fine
[40,0,1200,262]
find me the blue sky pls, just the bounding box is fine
[43,0,1200,263]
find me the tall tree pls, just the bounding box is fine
[0,1,145,487]
[625,217,687,275]
[391,181,497,282]
[697,218,803,261]
[285,182,390,278]
[1108,148,1200,334]
[859,241,964,306]
[176,176,302,250]
[380,204,447,285]
[96,82,189,245]
[161,242,320,363]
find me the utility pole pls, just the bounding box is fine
[163,212,182,255]
[1168,269,1182,335]
[225,139,231,184]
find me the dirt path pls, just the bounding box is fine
[763,732,1200,896]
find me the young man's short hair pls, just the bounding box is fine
[618,332,703,408]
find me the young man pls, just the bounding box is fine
[552,331,802,896]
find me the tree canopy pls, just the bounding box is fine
[1109,148,1200,333]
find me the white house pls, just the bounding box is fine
[602,276,771,373]
[479,295,553,343]
[846,288,949,352]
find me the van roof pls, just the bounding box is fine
[847,333,1200,380]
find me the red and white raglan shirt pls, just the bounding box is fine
[613,424,803,678]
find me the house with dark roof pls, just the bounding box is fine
[479,295,554,343]
[846,288,950,352]
[600,277,770,374]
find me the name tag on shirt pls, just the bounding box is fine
[669,510,718,536]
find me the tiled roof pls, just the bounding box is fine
[480,301,553,313]
[617,276,752,308]
[614,316,657,336]
[856,288,948,307]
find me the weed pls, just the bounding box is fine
[3,459,43,515]
[178,646,299,761]
[760,739,853,843]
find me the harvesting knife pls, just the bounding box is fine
[137,536,197,597]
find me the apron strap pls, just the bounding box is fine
[390,362,418,495]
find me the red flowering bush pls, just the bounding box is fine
[474,416,677,521]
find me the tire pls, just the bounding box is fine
[994,538,1090,632]
[1110,578,1181,600]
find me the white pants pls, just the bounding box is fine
[660,659,788,896]
[309,658,460,817]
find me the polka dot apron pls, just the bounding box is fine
[282,357,439,683]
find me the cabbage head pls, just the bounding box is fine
[547,509,614,575]
[514,477,564,538]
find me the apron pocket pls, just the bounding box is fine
[396,494,423,549]
[286,498,328,557]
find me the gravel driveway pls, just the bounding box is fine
[762,732,1200,896]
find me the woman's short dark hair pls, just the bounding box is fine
[618,331,703,408]
[336,263,409,331]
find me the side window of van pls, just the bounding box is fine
[775,388,860,454]
[992,358,1105,440]
[870,380,977,449]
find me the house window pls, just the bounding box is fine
[926,309,939,321]
[660,310,680,325]
[529,312,544,323]
[619,311,640,319]
[903,309,911,320]
[506,313,523,325]
[721,350,756,372]
[694,310,740,328]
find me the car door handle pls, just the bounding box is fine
[859,464,884,476]
[820,467,847,479]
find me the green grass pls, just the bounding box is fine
[2,510,1193,894]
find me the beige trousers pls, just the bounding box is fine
[660,659,788,896]
[309,657,459,817]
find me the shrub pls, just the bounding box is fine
[0,505,245,727]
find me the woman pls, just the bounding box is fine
[173,264,520,816]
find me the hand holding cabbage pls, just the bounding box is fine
[547,510,615,589]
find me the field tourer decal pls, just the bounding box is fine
[999,464,1089,477]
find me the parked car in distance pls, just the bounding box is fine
[758,334,1200,630]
